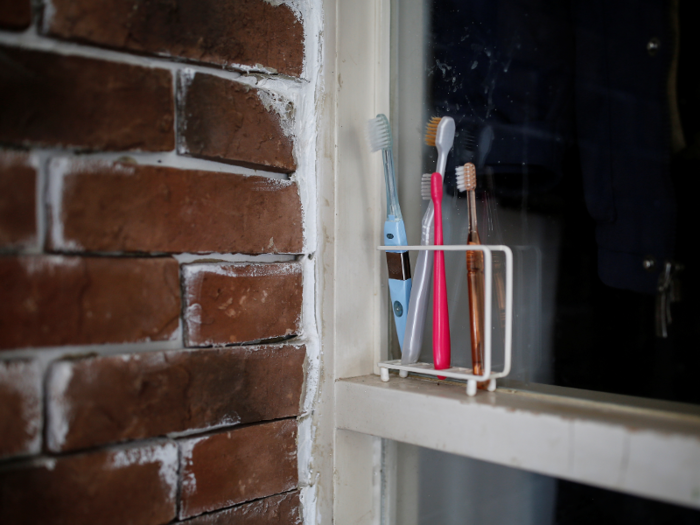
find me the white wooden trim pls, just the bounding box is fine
[316,0,390,522]
[337,375,700,510]
[328,0,390,518]
[318,0,700,522]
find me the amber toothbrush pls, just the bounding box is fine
[456,162,485,377]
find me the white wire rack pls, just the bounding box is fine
[377,244,513,396]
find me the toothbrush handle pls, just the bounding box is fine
[401,250,432,364]
[433,249,451,370]
[384,220,411,352]
[467,236,485,376]
[431,181,450,371]
[388,276,412,349]
[402,205,434,365]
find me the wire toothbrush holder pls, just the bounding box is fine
[377,244,513,396]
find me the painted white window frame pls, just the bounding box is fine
[314,0,700,523]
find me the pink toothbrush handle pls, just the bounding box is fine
[431,172,451,372]
[433,250,451,370]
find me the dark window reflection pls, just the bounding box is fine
[428,0,700,403]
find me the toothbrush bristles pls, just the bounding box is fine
[424,116,441,147]
[367,115,392,152]
[455,163,477,193]
[421,173,432,201]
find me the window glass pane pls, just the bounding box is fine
[386,441,700,525]
[391,0,700,403]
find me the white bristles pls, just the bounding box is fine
[367,115,392,152]
[421,173,432,200]
[455,163,477,193]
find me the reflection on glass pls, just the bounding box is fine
[392,0,700,404]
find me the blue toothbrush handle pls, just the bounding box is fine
[389,276,412,349]
[384,219,410,353]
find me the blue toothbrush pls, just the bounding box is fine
[368,114,412,351]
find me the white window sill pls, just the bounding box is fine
[336,374,700,509]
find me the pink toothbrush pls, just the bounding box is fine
[431,171,451,376]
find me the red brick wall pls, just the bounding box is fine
[0,2,308,524]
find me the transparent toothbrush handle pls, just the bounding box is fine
[402,249,433,364]
[402,205,434,365]
[467,240,485,376]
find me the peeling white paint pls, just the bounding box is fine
[176,69,196,156]
[279,1,325,523]
[21,254,81,275]
[263,0,304,22]
[183,261,303,280]
[256,88,296,140]
[46,158,81,252]
[173,253,296,264]
[45,361,74,451]
[40,457,57,471]
[179,434,209,497]
[109,441,178,500]
[41,0,56,34]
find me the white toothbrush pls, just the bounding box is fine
[425,116,456,177]
[401,173,434,366]
[401,116,455,366]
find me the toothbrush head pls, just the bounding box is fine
[367,114,392,152]
[455,163,477,193]
[424,117,441,146]
[421,173,432,201]
[431,172,442,202]
[424,116,456,154]
[436,117,456,156]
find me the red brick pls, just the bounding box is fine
[49,159,303,254]
[179,419,298,519]
[46,344,305,452]
[181,491,302,525]
[0,256,180,350]
[179,72,296,173]
[0,441,177,525]
[44,0,304,77]
[0,0,31,30]
[183,263,302,346]
[0,359,42,459]
[0,151,36,249]
[0,45,173,151]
